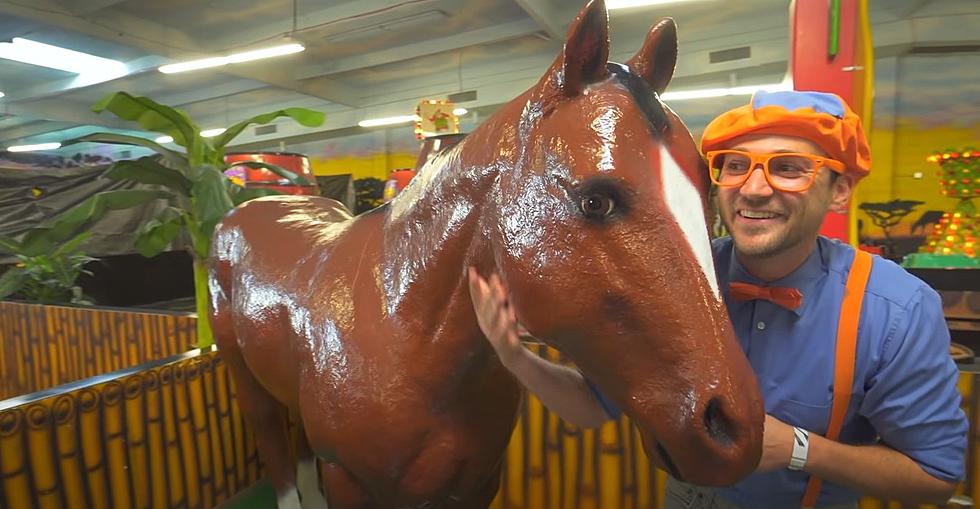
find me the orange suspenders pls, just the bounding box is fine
[800,249,874,508]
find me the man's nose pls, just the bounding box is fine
[739,165,774,197]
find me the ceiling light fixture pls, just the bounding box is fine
[0,38,127,76]
[6,142,62,152]
[200,128,227,137]
[607,0,710,9]
[452,107,468,116]
[158,43,305,74]
[358,115,420,128]
[660,81,792,101]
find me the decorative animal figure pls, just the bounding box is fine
[208,1,764,507]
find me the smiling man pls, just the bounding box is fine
[674,90,969,508]
[468,90,968,508]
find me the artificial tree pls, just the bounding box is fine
[905,147,979,268]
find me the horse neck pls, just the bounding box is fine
[380,136,499,339]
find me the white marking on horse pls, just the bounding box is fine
[297,458,329,509]
[278,488,302,509]
[658,145,720,300]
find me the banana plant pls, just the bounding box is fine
[58,92,326,347]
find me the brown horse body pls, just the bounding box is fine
[209,1,764,508]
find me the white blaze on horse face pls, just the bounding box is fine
[658,145,720,301]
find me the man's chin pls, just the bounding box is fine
[731,232,785,259]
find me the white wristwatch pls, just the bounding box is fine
[788,426,809,471]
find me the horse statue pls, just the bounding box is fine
[208,1,764,507]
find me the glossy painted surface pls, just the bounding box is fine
[208,1,763,507]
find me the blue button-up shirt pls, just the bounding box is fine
[591,236,967,508]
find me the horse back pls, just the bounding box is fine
[209,195,355,406]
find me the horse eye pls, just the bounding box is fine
[580,194,615,218]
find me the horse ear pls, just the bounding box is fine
[559,0,610,96]
[626,18,678,95]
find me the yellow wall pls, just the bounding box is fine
[309,152,418,181]
[858,123,980,216]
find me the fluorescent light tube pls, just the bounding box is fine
[159,43,305,74]
[0,38,126,76]
[225,43,305,63]
[159,57,229,74]
[200,128,226,137]
[155,135,174,144]
[358,115,419,128]
[660,82,792,101]
[7,142,62,152]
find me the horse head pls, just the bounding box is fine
[467,0,764,485]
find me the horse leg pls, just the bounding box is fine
[292,426,329,509]
[221,345,300,509]
[320,462,372,509]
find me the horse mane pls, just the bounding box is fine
[605,63,670,136]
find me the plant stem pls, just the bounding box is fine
[193,257,214,348]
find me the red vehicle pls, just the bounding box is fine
[224,151,320,196]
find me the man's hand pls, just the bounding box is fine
[468,267,524,367]
[757,414,795,472]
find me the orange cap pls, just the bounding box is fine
[700,90,871,182]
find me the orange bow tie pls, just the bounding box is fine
[729,282,803,310]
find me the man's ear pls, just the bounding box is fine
[829,173,855,213]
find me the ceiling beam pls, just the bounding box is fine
[155,79,271,108]
[296,19,542,80]
[208,0,416,50]
[59,0,130,16]
[0,120,79,144]
[513,0,564,41]
[0,98,132,129]
[227,60,362,106]
[0,0,200,58]
[1,56,167,103]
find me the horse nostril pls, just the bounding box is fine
[703,397,735,446]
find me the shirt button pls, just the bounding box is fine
[756,321,766,330]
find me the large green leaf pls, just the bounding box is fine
[0,235,22,255]
[191,166,235,242]
[225,161,311,186]
[231,187,281,206]
[212,107,325,149]
[0,267,28,300]
[135,208,184,258]
[62,132,187,169]
[92,92,199,148]
[53,231,93,258]
[18,229,59,258]
[40,189,173,253]
[103,157,193,196]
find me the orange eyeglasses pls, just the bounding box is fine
[705,150,846,192]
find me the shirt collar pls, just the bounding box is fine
[725,237,830,316]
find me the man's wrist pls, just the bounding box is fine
[788,426,810,471]
[500,342,532,371]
